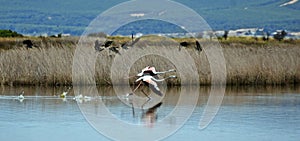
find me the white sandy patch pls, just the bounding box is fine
[280,0,298,7]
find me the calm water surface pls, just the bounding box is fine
[0,86,299,141]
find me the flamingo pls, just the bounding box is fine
[126,66,176,99]
[137,66,176,77]
[125,66,175,80]
[129,75,176,99]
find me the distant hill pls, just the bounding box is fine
[0,0,299,36]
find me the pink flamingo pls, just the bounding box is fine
[129,75,176,99]
[137,66,176,78]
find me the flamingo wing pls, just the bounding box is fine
[145,79,163,96]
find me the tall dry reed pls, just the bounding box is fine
[0,37,299,86]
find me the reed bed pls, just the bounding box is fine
[0,37,299,86]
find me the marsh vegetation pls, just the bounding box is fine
[0,36,299,86]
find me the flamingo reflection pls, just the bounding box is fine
[142,102,162,128]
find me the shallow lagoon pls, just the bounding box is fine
[0,86,299,141]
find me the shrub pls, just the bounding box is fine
[0,29,23,37]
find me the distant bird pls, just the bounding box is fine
[121,37,141,49]
[83,96,92,101]
[73,94,83,100]
[73,94,92,103]
[60,91,68,98]
[109,46,120,54]
[130,37,141,46]
[60,87,71,98]
[14,91,25,102]
[18,91,25,100]
[103,40,114,48]
[179,41,189,51]
[195,40,202,52]
[180,41,189,47]
[94,40,114,52]
[94,40,104,51]
[121,42,128,49]
[134,75,176,98]
[23,40,33,49]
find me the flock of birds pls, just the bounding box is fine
[14,87,92,103]
[94,36,202,55]
[94,36,141,55]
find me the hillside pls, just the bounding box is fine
[0,0,299,36]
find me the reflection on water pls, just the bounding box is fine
[0,85,299,141]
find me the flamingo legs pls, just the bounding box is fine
[128,81,152,100]
[132,81,142,93]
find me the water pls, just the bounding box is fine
[0,86,299,141]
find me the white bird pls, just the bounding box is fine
[18,91,24,99]
[137,66,176,77]
[15,91,25,102]
[60,87,71,98]
[83,96,92,102]
[133,75,176,98]
[60,91,68,98]
[73,94,92,102]
[73,94,83,100]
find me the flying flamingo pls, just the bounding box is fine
[125,66,175,80]
[126,66,176,99]
[128,75,176,99]
[137,66,176,78]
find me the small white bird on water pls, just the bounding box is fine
[60,91,68,98]
[73,94,83,100]
[73,94,92,103]
[18,91,25,99]
[15,91,25,102]
[60,87,71,98]
[83,96,92,102]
